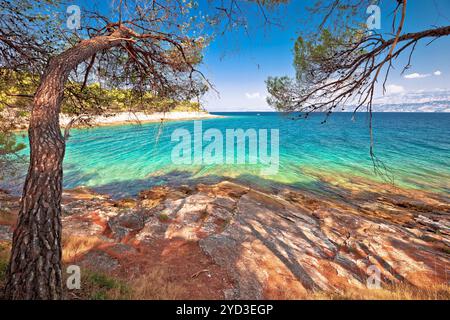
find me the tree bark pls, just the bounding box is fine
[4,31,126,300]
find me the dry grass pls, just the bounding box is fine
[60,234,131,300]
[128,266,187,300]
[0,242,11,297]
[65,265,186,300]
[65,270,131,300]
[309,283,450,300]
[0,210,16,226]
[61,235,186,300]
[62,234,102,262]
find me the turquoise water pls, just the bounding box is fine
[6,112,450,197]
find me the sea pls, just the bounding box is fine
[4,112,450,198]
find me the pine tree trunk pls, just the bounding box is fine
[4,58,67,300]
[4,32,126,299]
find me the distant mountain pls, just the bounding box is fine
[372,101,450,112]
[208,89,450,113]
[341,89,450,112]
[340,101,450,112]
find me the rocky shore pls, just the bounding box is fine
[0,179,449,299]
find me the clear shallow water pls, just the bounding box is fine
[6,112,450,198]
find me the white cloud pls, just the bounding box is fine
[404,72,430,79]
[245,92,264,99]
[374,88,450,105]
[386,84,405,94]
[403,71,443,79]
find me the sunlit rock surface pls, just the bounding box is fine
[0,178,449,299]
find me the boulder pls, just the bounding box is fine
[78,250,120,273]
[107,211,145,240]
[63,217,105,237]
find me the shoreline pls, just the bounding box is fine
[59,111,224,128]
[12,111,224,132]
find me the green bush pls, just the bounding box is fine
[84,271,131,300]
[0,243,11,291]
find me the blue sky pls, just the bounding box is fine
[199,0,450,111]
[71,0,450,111]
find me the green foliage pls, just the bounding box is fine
[294,29,337,78]
[0,259,6,283]
[2,0,210,121]
[0,243,10,287]
[88,272,118,289]
[85,271,131,300]
[0,69,31,180]
[266,24,368,112]
[159,213,170,222]
[63,82,202,115]
[0,256,7,283]
[0,69,202,119]
[0,132,26,156]
[265,76,295,111]
[293,28,363,82]
[0,0,65,73]
[0,69,35,110]
[0,131,26,180]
